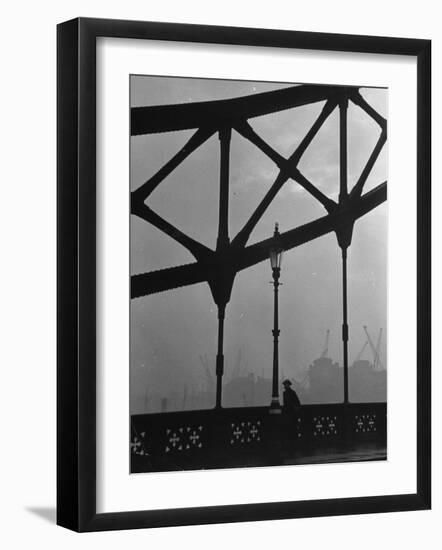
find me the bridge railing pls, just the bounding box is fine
[131,402,386,472]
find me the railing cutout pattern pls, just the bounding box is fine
[313,415,339,437]
[354,413,377,433]
[165,425,204,453]
[230,420,262,445]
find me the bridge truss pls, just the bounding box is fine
[130,83,387,408]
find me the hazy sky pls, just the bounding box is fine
[130,75,387,413]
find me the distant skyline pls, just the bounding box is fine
[130,75,387,414]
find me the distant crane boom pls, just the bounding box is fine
[354,340,368,363]
[374,328,383,370]
[363,326,385,370]
[299,372,310,388]
[320,329,330,358]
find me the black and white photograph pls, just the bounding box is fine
[0,1,434,543]
[129,75,388,474]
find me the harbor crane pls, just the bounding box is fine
[363,326,384,370]
[354,340,369,363]
[374,328,383,370]
[320,329,330,358]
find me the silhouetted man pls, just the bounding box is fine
[282,379,301,413]
[282,379,301,450]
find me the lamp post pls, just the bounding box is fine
[269,223,284,414]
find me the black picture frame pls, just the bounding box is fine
[57,17,431,532]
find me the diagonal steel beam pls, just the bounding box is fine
[350,91,387,130]
[131,127,215,204]
[347,91,387,199]
[131,182,386,298]
[235,119,337,213]
[237,182,387,271]
[350,129,387,199]
[132,202,212,261]
[291,169,338,213]
[234,120,285,168]
[232,101,338,248]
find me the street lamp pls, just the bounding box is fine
[269,223,284,413]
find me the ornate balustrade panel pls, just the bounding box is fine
[131,403,386,472]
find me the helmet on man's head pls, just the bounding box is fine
[282,379,292,387]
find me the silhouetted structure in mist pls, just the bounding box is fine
[131,84,387,410]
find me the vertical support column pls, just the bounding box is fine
[341,248,349,404]
[339,96,350,405]
[339,97,348,204]
[213,127,232,409]
[215,304,226,409]
[270,269,281,412]
[217,127,232,250]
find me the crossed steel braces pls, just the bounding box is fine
[130,84,387,408]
